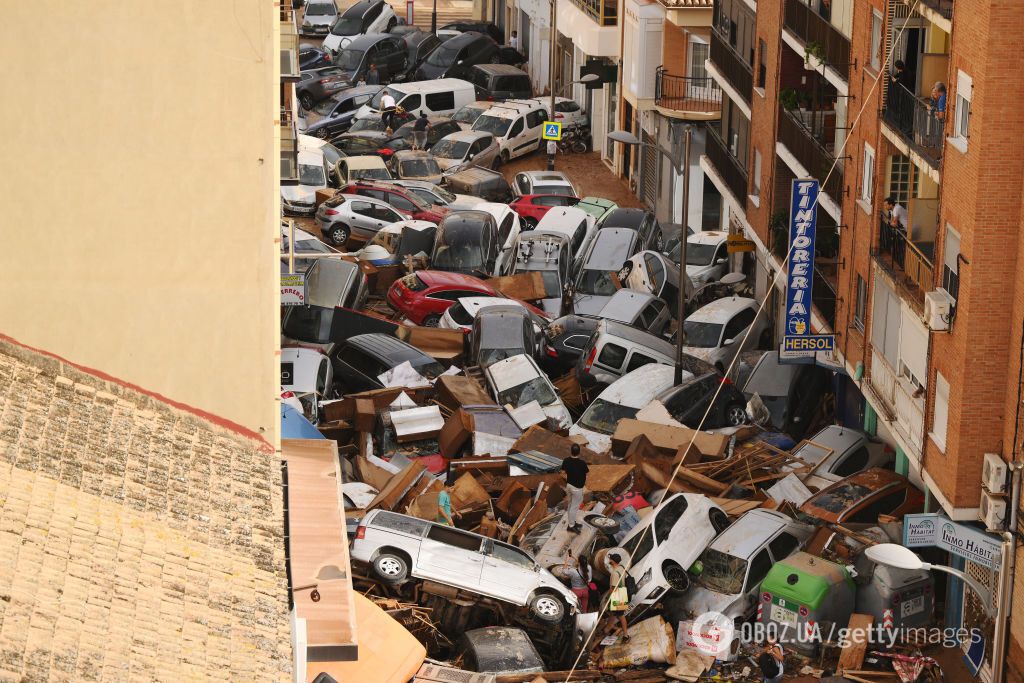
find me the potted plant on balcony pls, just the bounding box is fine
[804,42,825,71]
[779,88,800,111]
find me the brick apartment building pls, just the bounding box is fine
[701,0,1024,679]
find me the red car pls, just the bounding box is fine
[509,194,581,229]
[387,270,552,326]
[340,182,449,224]
[388,270,500,326]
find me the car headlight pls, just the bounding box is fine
[303,20,311,27]
[635,568,652,592]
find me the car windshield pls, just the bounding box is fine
[453,106,484,124]
[336,48,364,70]
[299,163,327,186]
[331,16,363,35]
[429,185,456,202]
[351,168,391,181]
[306,2,335,15]
[533,184,569,195]
[577,269,618,296]
[698,548,747,594]
[433,240,484,270]
[537,270,561,298]
[473,115,512,137]
[400,158,441,177]
[283,305,334,343]
[425,42,460,66]
[314,96,343,115]
[350,118,388,132]
[683,321,722,348]
[577,398,640,435]
[687,243,718,266]
[497,375,557,408]
[430,139,470,160]
[809,483,874,514]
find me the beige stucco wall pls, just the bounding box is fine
[0,0,279,439]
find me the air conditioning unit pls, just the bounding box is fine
[923,289,955,331]
[982,452,1009,494]
[980,489,1007,530]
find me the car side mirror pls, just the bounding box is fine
[723,338,735,346]
[716,258,727,265]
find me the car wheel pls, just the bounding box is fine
[329,225,350,247]
[316,127,330,140]
[421,314,441,327]
[372,552,409,584]
[583,513,620,535]
[725,403,747,427]
[300,93,314,110]
[500,150,510,165]
[663,561,690,593]
[709,508,730,533]
[529,593,566,623]
[521,216,538,230]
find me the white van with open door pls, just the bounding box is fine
[353,79,476,120]
[470,100,548,165]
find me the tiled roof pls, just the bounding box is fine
[0,341,291,681]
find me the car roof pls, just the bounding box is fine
[688,230,729,245]
[442,129,492,143]
[344,33,395,49]
[600,320,676,356]
[297,149,324,165]
[602,207,649,229]
[794,425,868,461]
[687,296,757,323]
[456,296,523,315]
[707,509,794,558]
[345,333,427,361]
[342,0,374,16]
[522,171,571,182]
[598,289,658,321]
[743,350,800,397]
[593,364,676,409]
[441,209,493,229]
[386,78,474,94]
[536,206,589,229]
[440,31,491,47]
[392,149,434,160]
[342,155,389,169]
[475,201,513,222]
[472,63,528,76]
[585,228,637,269]
[417,269,494,289]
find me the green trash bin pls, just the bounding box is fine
[757,552,856,656]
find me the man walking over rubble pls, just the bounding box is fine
[437,482,460,526]
[561,444,589,532]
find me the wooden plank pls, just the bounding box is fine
[837,613,875,673]
[366,461,425,511]
[488,271,547,301]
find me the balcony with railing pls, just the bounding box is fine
[868,348,926,455]
[655,69,722,118]
[705,125,749,207]
[783,0,851,82]
[570,0,617,26]
[709,31,752,104]
[921,0,954,21]
[883,82,945,169]
[281,107,299,183]
[875,214,935,307]
[777,102,844,202]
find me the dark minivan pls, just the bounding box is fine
[466,64,532,101]
[599,207,664,252]
[398,29,442,81]
[330,333,444,392]
[334,33,408,83]
[430,210,500,277]
[415,32,499,80]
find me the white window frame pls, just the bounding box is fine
[750,148,762,205]
[861,143,875,205]
[869,10,883,72]
[951,70,972,153]
[930,371,950,452]
[942,223,961,302]
[854,275,867,332]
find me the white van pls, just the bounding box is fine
[471,100,548,163]
[353,79,475,121]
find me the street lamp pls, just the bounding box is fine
[864,544,996,617]
[558,73,599,98]
[608,127,692,385]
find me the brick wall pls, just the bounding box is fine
[746,0,781,248]
[662,21,688,75]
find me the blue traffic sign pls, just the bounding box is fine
[542,121,562,141]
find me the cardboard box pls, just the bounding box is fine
[354,398,376,433]
[314,188,337,207]
[391,405,445,443]
[396,326,465,362]
[611,419,730,461]
[438,408,474,458]
[434,374,496,412]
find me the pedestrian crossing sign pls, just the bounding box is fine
[542,121,562,141]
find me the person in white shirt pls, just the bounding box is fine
[380,91,398,129]
[884,195,908,231]
[509,30,518,50]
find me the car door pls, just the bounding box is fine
[496,212,517,274]
[383,190,418,217]
[638,298,668,335]
[665,376,717,427]
[722,307,756,360]
[348,199,388,238]
[711,242,729,281]
[416,524,486,586]
[525,109,546,149]
[480,540,537,604]
[742,548,774,604]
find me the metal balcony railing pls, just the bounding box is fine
[777,104,844,201]
[883,82,944,168]
[570,0,617,26]
[705,125,749,206]
[921,0,954,20]
[783,0,852,81]
[709,32,753,104]
[876,215,934,301]
[654,70,722,114]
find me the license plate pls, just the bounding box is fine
[901,596,925,617]
[770,604,798,628]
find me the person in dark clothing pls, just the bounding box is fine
[365,63,380,85]
[412,112,431,150]
[560,444,589,532]
[890,59,912,91]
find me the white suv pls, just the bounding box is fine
[352,510,580,623]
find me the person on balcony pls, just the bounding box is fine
[890,60,912,91]
[930,82,947,121]
[883,196,908,267]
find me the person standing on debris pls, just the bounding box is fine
[437,483,460,526]
[759,635,784,683]
[606,552,630,642]
[380,90,398,129]
[413,112,431,151]
[509,30,519,50]
[561,550,590,612]
[560,443,588,532]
